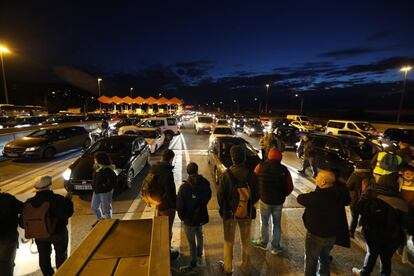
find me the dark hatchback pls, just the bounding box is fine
[243,120,263,136]
[63,135,150,192]
[384,128,414,146]
[3,126,91,159]
[296,133,381,182]
[208,136,261,184]
[274,126,300,149]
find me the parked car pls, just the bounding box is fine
[286,115,310,122]
[274,126,300,149]
[290,120,315,132]
[325,120,376,135]
[138,117,179,141]
[63,135,150,192]
[296,133,381,183]
[208,136,261,184]
[243,120,264,136]
[383,128,414,149]
[231,118,245,132]
[118,127,165,154]
[209,126,236,144]
[194,115,214,134]
[3,126,91,159]
[335,129,390,148]
[109,117,142,135]
[215,119,229,126]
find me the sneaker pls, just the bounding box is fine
[180,265,196,273]
[196,256,204,267]
[251,239,268,250]
[271,247,284,255]
[352,267,362,275]
[218,260,233,275]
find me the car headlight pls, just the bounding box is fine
[62,168,72,181]
[237,124,240,127]
[95,128,102,133]
[250,128,255,132]
[25,146,40,152]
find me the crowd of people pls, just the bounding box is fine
[1,130,414,276]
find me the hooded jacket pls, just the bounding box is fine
[150,161,176,211]
[0,193,24,241]
[92,165,117,194]
[177,175,212,226]
[217,164,260,220]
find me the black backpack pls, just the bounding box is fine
[363,197,400,239]
[379,153,399,172]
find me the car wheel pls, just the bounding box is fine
[43,147,56,159]
[126,169,134,189]
[83,138,91,149]
[165,132,173,142]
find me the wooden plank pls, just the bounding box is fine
[114,256,149,276]
[92,219,152,259]
[55,220,117,276]
[79,258,118,276]
[148,216,170,276]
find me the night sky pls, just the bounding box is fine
[1,1,414,112]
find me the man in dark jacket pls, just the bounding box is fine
[346,161,373,238]
[177,162,212,272]
[251,148,293,255]
[297,170,350,276]
[217,145,260,275]
[352,181,414,276]
[0,190,24,276]
[26,176,73,276]
[298,135,317,177]
[150,149,178,259]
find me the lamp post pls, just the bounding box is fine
[265,84,270,114]
[130,87,133,97]
[0,45,11,104]
[295,94,304,115]
[397,66,412,123]
[97,78,102,112]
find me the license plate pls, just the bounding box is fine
[74,184,92,190]
[7,153,18,157]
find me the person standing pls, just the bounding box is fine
[150,149,179,260]
[298,135,317,177]
[0,191,24,276]
[251,148,293,254]
[371,144,402,183]
[346,161,373,238]
[352,179,414,276]
[177,162,212,272]
[297,170,350,276]
[397,141,413,167]
[21,176,73,276]
[91,151,116,221]
[399,165,414,206]
[217,145,260,275]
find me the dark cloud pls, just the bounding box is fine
[174,60,213,79]
[317,47,378,58]
[367,30,396,41]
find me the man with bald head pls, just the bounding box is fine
[297,170,350,276]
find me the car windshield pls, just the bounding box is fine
[139,120,162,127]
[355,122,375,131]
[87,139,131,155]
[198,117,213,123]
[135,130,157,139]
[301,121,312,126]
[220,140,256,157]
[28,129,60,138]
[214,128,233,135]
[249,121,262,127]
[217,120,227,125]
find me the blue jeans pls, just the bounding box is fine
[183,225,204,266]
[305,232,336,276]
[259,201,282,250]
[91,190,113,220]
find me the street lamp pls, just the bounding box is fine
[265,84,270,114]
[397,66,412,123]
[0,45,11,104]
[130,87,133,97]
[97,78,102,112]
[295,94,304,115]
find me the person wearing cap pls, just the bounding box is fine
[176,162,212,273]
[346,160,373,238]
[217,145,259,275]
[27,176,73,276]
[0,190,24,276]
[251,148,293,255]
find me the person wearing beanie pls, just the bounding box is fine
[217,145,259,275]
[251,148,293,255]
[176,162,212,273]
[346,160,374,238]
[23,176,73,276]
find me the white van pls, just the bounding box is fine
[325,120,376,135]
[286,115,310,122]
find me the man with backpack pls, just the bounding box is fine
[371,145,402,183]
[217,145,260,275]
[346,161,373,238]
[251,148,293,255]
[20,176,73,276]
[143,149,178,260]
[0,190,24,276]
[176,162,212,273]
[352,178,414,276]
